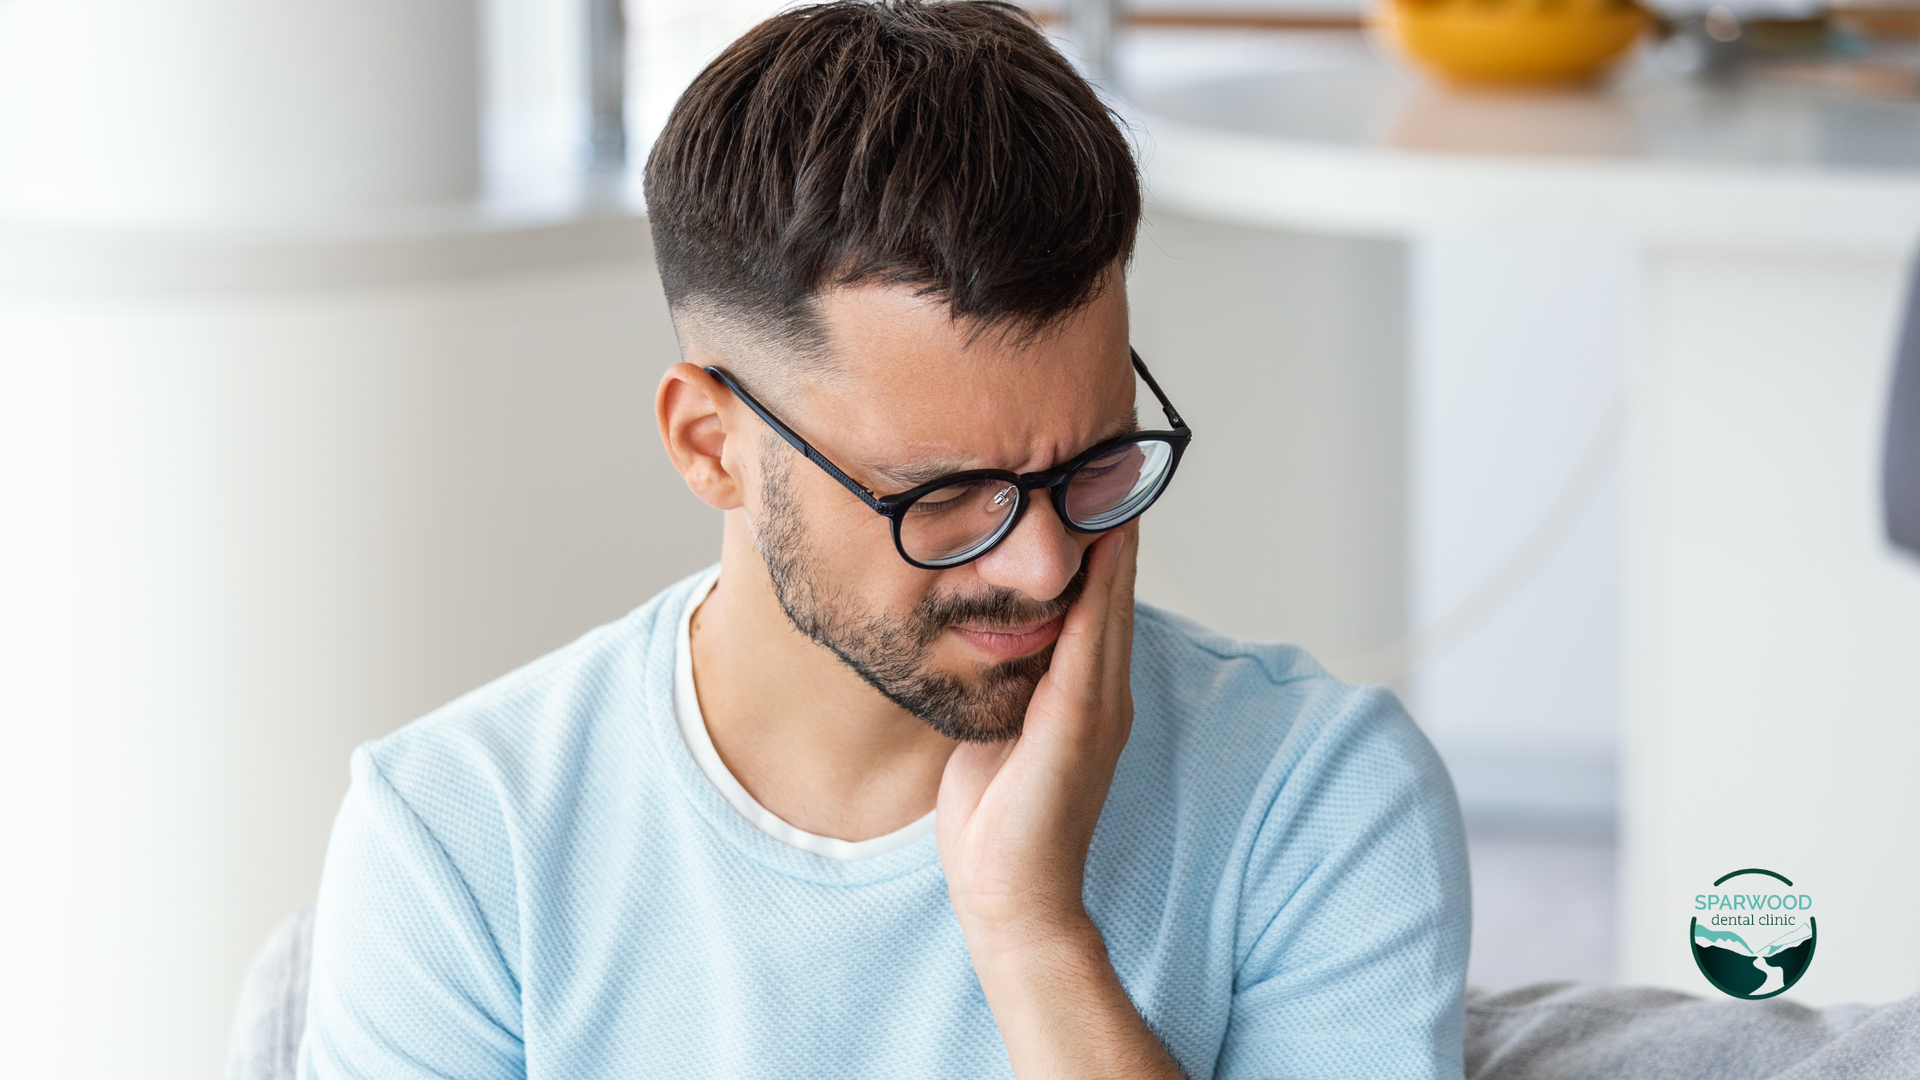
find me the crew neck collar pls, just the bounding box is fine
[647,567,942,887]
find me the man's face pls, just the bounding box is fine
[744,280,1135,743]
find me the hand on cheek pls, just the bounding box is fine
[934,525,1178,1080]
[935,521,1137,944]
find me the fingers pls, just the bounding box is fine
[1044,529,1124,689]
[1102,522,1139,665]
[1107,523,1137,616]
[1086,525,1135,660]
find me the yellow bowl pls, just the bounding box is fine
[1373,0,1654,88]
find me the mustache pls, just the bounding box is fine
[909,556,1091,647]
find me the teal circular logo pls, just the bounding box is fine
[1690,868,1817,999]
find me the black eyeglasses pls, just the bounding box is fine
[706,349,1191,570]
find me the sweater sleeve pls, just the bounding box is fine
[300,746,526,1080]
[1214,687,1471,1080]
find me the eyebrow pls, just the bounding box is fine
[858,410,1141,493]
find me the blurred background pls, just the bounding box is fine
[4,1,1920,1077]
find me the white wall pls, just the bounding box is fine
[1127,208,1412,674]
[1128,211,1631,828]
[1621,248,1920,1003]
[1408,235,1634,821]
[0,231,717,1080]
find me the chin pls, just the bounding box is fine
[903,648,1054,744]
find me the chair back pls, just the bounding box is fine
[225,905,315,1080]
[1888,261,1920,556]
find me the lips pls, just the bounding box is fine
[946,614,1066,662]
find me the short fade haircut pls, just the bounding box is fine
[644,0,1140,365]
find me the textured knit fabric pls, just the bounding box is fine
[300,568,1471,1080]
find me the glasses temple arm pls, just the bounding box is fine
[702,366,890,513]
[1129,349,1189,433]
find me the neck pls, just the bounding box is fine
[687,514,958,841]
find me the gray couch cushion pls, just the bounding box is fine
[1467,982,1920,1080]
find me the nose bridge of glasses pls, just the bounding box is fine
[1021,457,1082,489]
[1006,474,1067,538]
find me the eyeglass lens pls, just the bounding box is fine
[899,478,1022,566]
[1063,439,1173,530]
[897,438,1178,567]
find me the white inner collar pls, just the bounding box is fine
[674,567,936,862]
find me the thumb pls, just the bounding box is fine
[938,739,1016,828]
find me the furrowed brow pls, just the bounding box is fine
[861,409,1142,493]
[1099,411,1142,442]
[863,457,975,492]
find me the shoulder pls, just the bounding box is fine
[311,570,709,1007]
[358,568,706,835]
[1127,601,1440,785]
[1108,605,1469,1076]
[1114,602,1458,872]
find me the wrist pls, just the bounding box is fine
[960,912,1184,1080]
[945,860,1092,944]
[959,905,1104,974]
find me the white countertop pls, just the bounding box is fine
[1130,59,1920,254]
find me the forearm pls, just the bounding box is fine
[966,916,1185,1080]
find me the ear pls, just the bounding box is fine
[657,362,747,511]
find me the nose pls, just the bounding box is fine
[968,492,1093,603]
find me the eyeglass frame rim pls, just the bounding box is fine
[703,347,1192,569]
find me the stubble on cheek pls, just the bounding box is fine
[751,443,1083,743]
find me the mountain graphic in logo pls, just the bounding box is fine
[1689,868,1817,999]
[1691,919,1816,998]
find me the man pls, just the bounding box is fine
[300,3,1469,1078]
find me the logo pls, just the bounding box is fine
[1691,868,1816,999]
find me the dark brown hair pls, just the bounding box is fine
[644,0,1140,356]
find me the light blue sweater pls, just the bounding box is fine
[301,570,1470,1080]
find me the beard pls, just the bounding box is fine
[752,444,1086,743]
